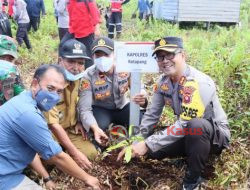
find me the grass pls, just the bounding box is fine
[17,0,250,189]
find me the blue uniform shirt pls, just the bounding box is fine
[25,0,46,17]
[0,91,62,190]
[138,0,150,13]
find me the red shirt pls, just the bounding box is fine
[110,0,123,12]
[67,0,100,38]
[8,0,14,17]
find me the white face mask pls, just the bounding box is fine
[95,57,113,72]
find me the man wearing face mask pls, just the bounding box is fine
[117,37,230,190]
[0,64,101,190]
[78,36,148,147]
[44,39,98,171]
[0,35,25,105]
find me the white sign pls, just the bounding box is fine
[115,42,159,73]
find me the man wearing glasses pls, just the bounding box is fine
[117,37,230,190]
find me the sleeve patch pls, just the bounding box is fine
[80,79,91,91]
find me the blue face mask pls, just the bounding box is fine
[35,89,60,111]
[64,69,85,81]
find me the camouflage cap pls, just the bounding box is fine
[0,35,18,59]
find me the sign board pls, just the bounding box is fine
[115,42,159,73]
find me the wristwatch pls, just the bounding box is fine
[43,176,52,183]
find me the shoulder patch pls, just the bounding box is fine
[95,79,106,85]
[80,79,90,91]
[179,76,187,86]
[160,84,169,91]
[182,85,196,104]
[118,72,129,78]
[153,83,158,92]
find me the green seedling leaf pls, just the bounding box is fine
[131,135,144,142]
[106,140,129,152]
[124,146,132,163]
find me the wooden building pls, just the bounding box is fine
[153,0,241,24]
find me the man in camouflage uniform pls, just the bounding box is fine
[0,35,24,105]
[78,36,147,146]
[117,37,230,190]
[44,39,98,170]
[0,35,18,63]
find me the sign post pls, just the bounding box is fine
[129,72,141,127]
[115,42,158,127]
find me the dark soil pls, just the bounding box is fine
[25,150,219,190]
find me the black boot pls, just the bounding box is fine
[182,170,204,190]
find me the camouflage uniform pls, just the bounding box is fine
[0,60,24,105]
[0,35,24,105]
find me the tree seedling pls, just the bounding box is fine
[105,125,144,163]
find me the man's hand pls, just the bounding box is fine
[45,180,56,190]
[74,123,88,140]
[84,175,101,190]
[72,150,92,170]
[117,141,148,161]
[132,93,147,107]
[94,24,101,38]
[91,125,109,146]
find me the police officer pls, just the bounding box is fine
[117,37,230,190]
[44,39,98,170]
[78,36,147,146]
[0,35,24,106]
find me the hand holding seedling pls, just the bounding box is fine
[117,141,149,161]
[91,125,109,145]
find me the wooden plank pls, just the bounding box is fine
[179,0,241,4]
[161,10,178,13]
[177,17,240,22]
[176,0,240,22]
[179,4,240,10]
[178,12,240,17]
[178,6,240,12]
[179,2,240,8]
[178,11,240,17]
[177,16,239,22]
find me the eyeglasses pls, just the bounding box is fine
[154,50,181,62]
